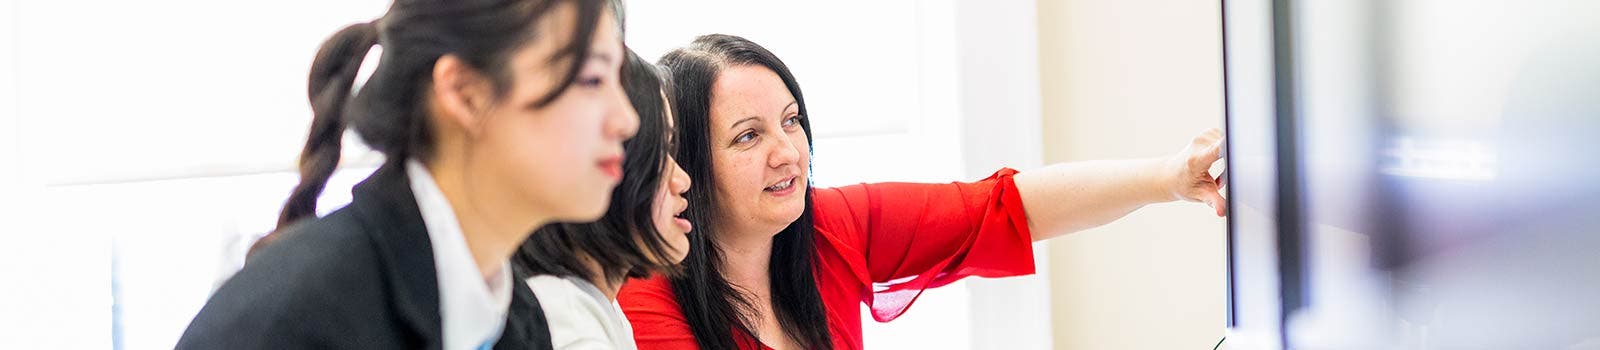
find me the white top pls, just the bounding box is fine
[407,160,515,350]
[526,275,638,350]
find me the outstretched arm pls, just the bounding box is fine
[1014,128,1225,241]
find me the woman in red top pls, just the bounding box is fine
[618,34,1226,350]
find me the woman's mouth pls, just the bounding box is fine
[597,156,623,180]
[672,206,693,233]
[764,176,798,196]
[673,217,693,233]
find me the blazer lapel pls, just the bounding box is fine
[350,160,553,350]
[350,160,445,349]
[496,268,554,350]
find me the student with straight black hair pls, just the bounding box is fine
[177,0,636,349]
[618,34,1227,350]
[512,48,693,350]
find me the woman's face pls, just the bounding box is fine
[650,100,693,264]
[473,5,636,223]
[706,65,810,235]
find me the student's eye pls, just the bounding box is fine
[577,75,603,87]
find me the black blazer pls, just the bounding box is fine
[176,162,552,350]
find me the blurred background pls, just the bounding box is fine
[1224,0,1600,349]
[0,0,1231,349]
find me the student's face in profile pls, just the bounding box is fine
[706,65,810,234]
[463,5,637,223]
[649,98,693,264]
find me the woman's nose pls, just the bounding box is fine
[768,132,801,168]
[671,165,691,194]
[609,88,640,141]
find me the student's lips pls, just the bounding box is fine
[597,155,623,180]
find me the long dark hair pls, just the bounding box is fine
[256,0,610,254]
[661,34,832,350]
[512,48,680,284]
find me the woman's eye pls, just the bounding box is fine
[783,115,802,128]
[734,131,757,144]
[578,76,603,87]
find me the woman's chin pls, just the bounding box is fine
[556,199,610,223]
[770,205,806,228]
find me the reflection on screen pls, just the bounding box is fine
[1288,0,1600,348]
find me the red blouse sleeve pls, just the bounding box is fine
[617,275,701,350]
[811,168,1037,322]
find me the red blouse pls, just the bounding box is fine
[617,168,1037,350]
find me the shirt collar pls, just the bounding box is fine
[407,160,514,350]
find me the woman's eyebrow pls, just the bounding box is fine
[587,50,619,68]
[728,116,760,131]
[779,101,797,115]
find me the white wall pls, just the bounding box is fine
[1036,0,1229,349]
[951,1,1054,350]
[0,0,39,347]
[11,0,391,186]
[0,1,415,349]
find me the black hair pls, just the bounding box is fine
[660,34,832,350]
[256,0,611,254]
[512,48,681,284]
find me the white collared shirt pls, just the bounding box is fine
[407,160,515,350]
[526,275,638,350]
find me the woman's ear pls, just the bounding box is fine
[429,54,495,137]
